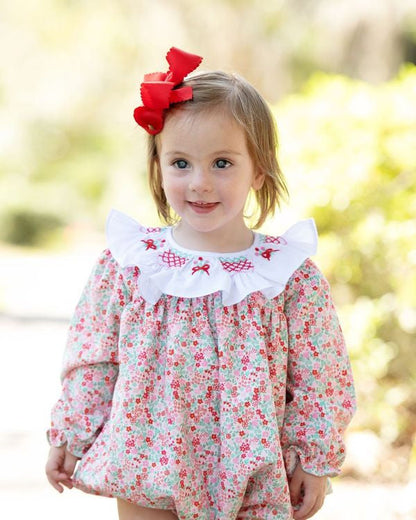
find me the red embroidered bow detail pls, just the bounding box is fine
[133,47,203,135]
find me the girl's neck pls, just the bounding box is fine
[172,223,255,253]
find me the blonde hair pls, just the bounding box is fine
[147,71,287,229]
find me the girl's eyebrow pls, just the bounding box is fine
[214,150,243,156]
[163,151,188,157]
[164,149,243,157]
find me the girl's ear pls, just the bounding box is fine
[252,169,265,191]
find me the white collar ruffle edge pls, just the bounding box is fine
[106,209,318,306]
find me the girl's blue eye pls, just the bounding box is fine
[174,160,188,169]
[215,159,230,169]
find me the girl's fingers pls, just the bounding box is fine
[59,474,74,489]
[47,479,62,493]
[290,485,302,507]
[290,466,327,519]
[45,446,78,493]
[312,496,325,517]
[46,469,73,493]
[46,473,64,493]
[289,473,303,506]
[293,492,316,520]
[52,482,64,493]
[61,479,74,489]
[294,492,325,520]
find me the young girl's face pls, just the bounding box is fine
[157,107,264,252]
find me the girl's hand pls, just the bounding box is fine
[45,445,79,493]
[289,464,327,520]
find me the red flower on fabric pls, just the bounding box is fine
[133,47,203,135]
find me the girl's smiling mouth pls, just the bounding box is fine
[188,201,219,213]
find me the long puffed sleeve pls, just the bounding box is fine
[281,259,356,477]
[47,249,131,458]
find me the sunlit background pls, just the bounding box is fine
[1,1,416,518]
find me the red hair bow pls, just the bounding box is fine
[133,47,203,135]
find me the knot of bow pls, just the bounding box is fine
[133,47,203,135]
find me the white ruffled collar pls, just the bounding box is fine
[106,209,318,306]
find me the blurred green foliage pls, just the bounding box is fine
[1,208,64,247]
[0,119,118,245]
[274,65,416,471]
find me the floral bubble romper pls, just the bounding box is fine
[48,210,356,520]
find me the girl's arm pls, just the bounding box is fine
[47,249,131,459]
[281,258,356,481]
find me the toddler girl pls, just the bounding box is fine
[45,47,356,520]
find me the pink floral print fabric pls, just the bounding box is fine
[48,244,355,519]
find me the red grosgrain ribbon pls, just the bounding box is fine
[133,47,203,135]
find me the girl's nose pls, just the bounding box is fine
[189,167,212,192]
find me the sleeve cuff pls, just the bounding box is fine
[284,447,333,495]
[284,445,342,478]
[46,428,67,448]
[46,428,88,458]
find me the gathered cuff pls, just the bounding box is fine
[284,444,343,478]
[46,428,92,458]
[284,447,333,496]
[46,428,67,448]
